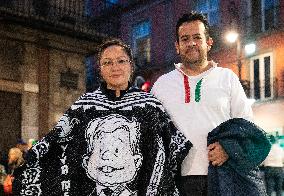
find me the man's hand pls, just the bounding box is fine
[208,142,229,166]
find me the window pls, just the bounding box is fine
[249,0,279,34]
[193,0,220,26]
[264,0,279,30]
[106,0,118,8]
[132,21,151,67]
[250,53,274,100]
[108,0,118,3]
[85,56,100,92]
[84,0,93,17]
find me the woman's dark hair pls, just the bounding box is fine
[97,39,134,66]
[176,11,210,42]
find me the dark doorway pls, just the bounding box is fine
[0,91,21,156]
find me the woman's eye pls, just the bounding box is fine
[117,59,125,64]
[102,61,112,66]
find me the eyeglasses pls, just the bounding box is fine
[101,59,131,68]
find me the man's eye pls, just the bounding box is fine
[194,36,202,40]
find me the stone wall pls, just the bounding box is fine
[0,23,99,143]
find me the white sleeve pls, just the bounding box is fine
[230,72,253,121]
[150,79,162,98]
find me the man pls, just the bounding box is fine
[151,12,253,195]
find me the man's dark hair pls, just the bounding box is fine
[176,11,210,42]
[97,39,134,66]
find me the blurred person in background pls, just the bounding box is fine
[3,148,24,195]
[15,139,28,159]
[263,135,284,196]
[7,148,24,179]
[0,162,7,195]
[27,139,37,150]
[0,151,8,179]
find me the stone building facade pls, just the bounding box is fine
[0,1,104,153]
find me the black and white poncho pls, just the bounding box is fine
[13,85,192,196]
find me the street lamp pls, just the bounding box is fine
[244,43,256,56]
[225,30,242,80]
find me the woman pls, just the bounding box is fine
[7,148,24,175]
[4,148,24,195]
[13,39,191,196]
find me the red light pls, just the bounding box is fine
[141,81,151,92]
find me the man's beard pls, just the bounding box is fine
[180,52,206,67]
[180,55,206,66]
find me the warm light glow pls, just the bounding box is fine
[245,43,256,55]
[225,31,239,43]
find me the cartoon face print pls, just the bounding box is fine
[21,184,42,196]
[88,128,141,186]
[32,140,49,161]
[56,114,79,138]
[83,114,142,187]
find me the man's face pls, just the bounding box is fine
[86,128,141,186]
[175,20,212,66]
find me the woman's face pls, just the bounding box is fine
[100,45,132,90]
